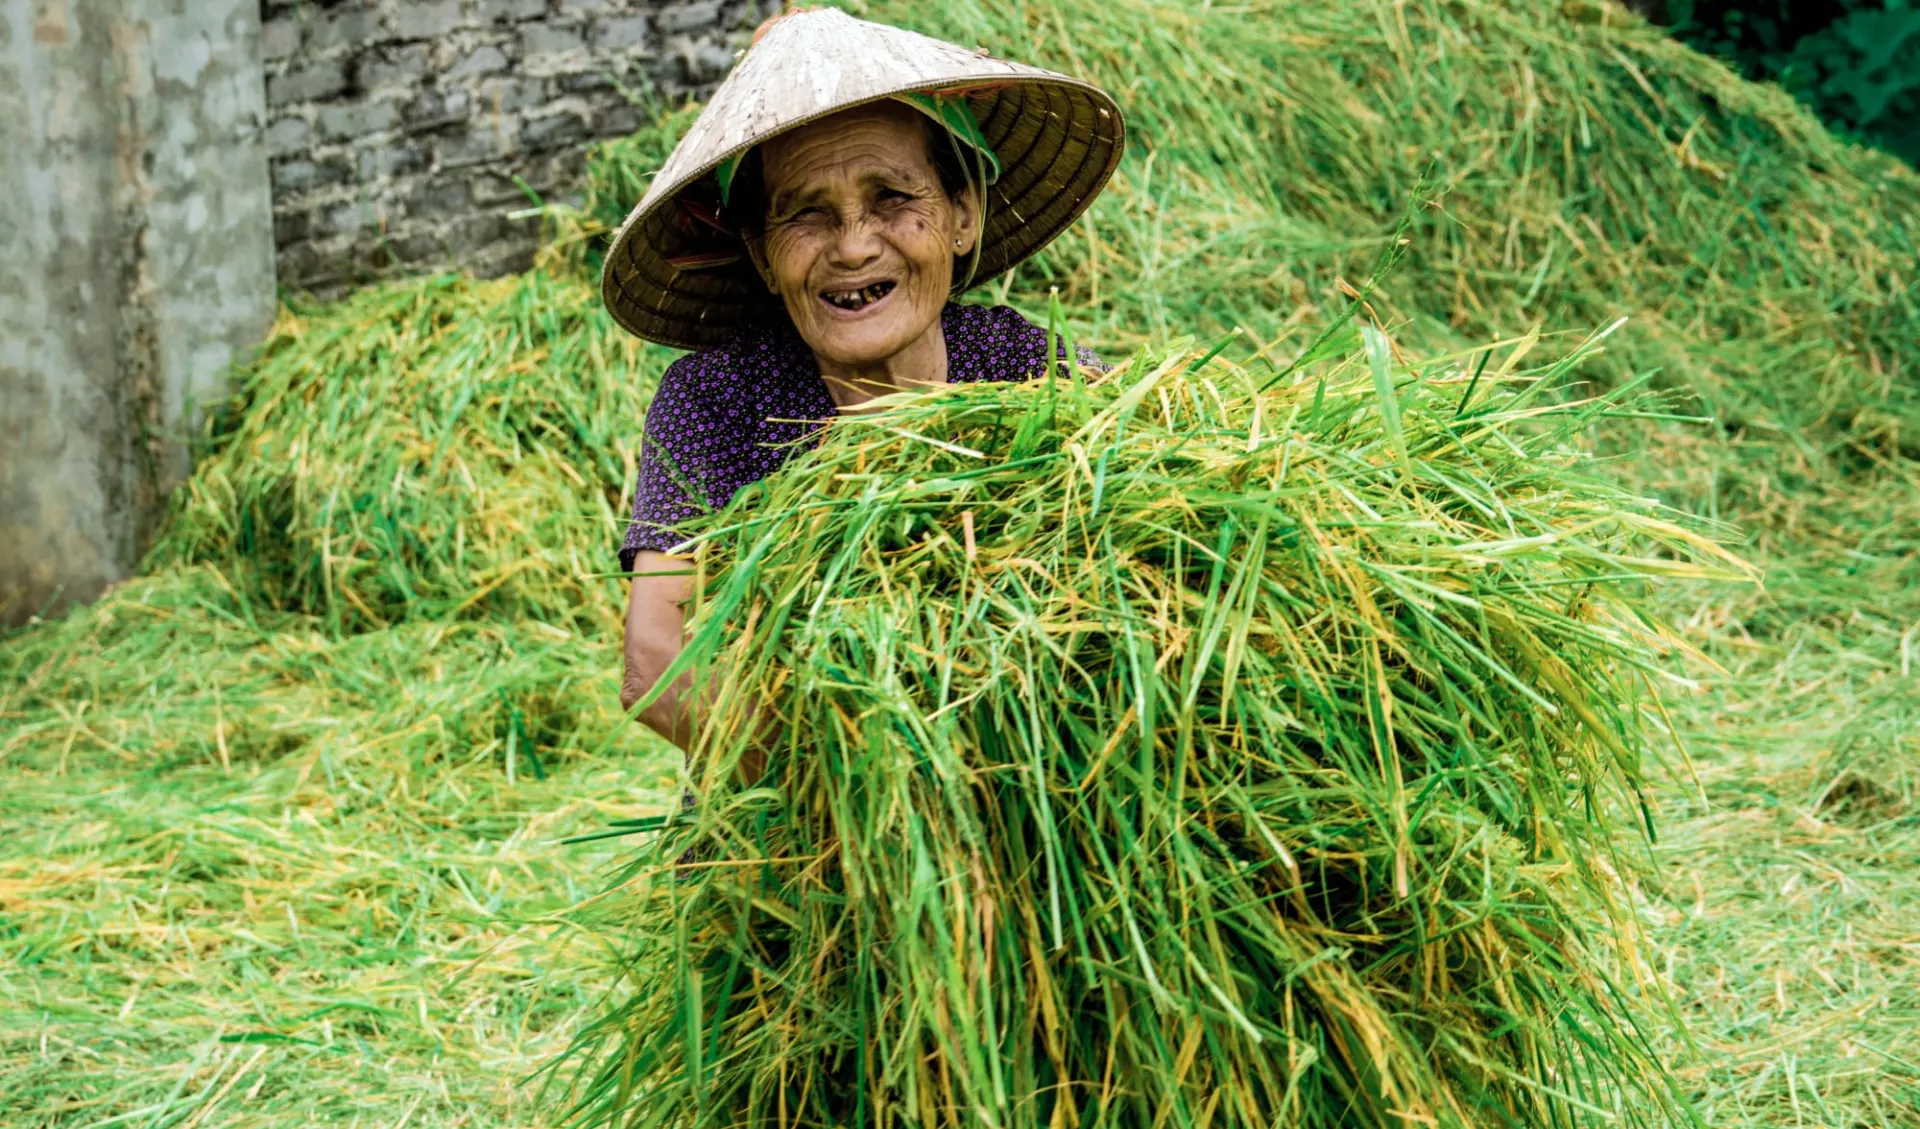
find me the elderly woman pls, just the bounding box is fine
[603,10,1124,752]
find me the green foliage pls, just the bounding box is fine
[1654,0,1920,165]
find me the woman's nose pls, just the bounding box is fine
[826,213,884,269]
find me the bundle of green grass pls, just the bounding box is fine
[557,326,1742,1129]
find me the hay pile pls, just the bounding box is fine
[558,330,1743,1129]
[5,0,1914,1123]
[136,0,1918,642]
[844,0,1918,455]
[143,272,663,636]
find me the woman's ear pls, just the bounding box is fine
[950,184,982,257]
[742,235,780,295]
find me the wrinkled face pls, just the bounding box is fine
[751,104,979,369]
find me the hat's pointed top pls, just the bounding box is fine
[601,8,1126,349]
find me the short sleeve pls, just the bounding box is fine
[620,356,725,567]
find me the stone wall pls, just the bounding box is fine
[262,0,775,293]
[1,0,277,623]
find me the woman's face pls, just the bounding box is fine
[752,104,979,369]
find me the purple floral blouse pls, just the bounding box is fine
[619,302,1092,568]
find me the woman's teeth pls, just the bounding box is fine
[823,281,896,310]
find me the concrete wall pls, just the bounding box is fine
[262,0,775,293]
[0,0,278,622]
[0,0,756,621]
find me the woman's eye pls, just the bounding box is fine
[876,189,910,204]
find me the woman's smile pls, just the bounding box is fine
[819,279,898,314]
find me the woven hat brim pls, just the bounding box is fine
[601,76,1125,350]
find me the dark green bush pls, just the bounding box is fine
[1643,0,1920,165]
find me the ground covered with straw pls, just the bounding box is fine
[3,0,1916,1126]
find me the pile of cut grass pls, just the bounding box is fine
[3,0,1918,1125]
[146,271,665,635]
[1610,420,1920,1125]
[0,563,665,1127]
[841,0,1918,454]
[0,264,676,1127]
[554,333,1745,1129]
[130,0,1920,634]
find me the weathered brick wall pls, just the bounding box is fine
[262,0,774,294]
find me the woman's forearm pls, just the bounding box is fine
[623,639,769,783]
[622,637,700,751]
[624,553,702,753]
[623,554,767,780]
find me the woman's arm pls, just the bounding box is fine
[622,550,699,751]
[622,551,770,782]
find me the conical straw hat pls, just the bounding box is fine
[600,8,1126,349]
